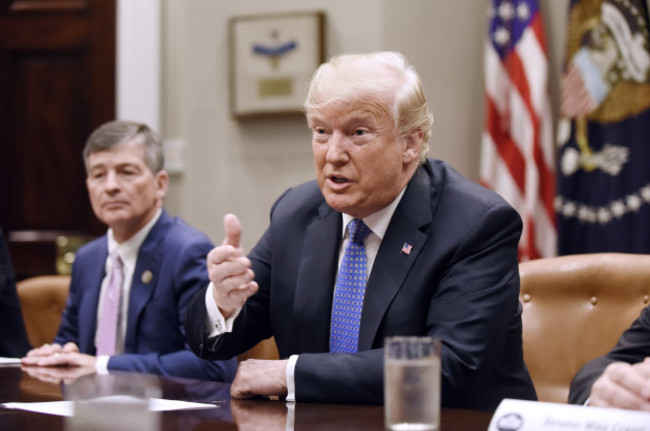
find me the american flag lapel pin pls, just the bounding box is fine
[401,242,412,255]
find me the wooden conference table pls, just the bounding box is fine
[0,365,494,430]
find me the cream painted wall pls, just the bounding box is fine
[160,0,569,248]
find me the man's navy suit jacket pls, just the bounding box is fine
[56,210,236,381]
[186,159,536,409]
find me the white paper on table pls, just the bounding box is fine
[0,357,22,365]
[488,398,650,431]
[150,397,218,412]
[2,400,74,417]
[1,396,217,417]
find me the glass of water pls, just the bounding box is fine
[384,336,441,431]
[64,373,161,431]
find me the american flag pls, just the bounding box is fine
[401,242,412,255]
[480,0,556,261]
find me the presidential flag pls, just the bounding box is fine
[555,0,650,254]
[480,0,556,261]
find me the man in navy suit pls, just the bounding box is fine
[184,52,536,410]
[569,306,650,410]
[22,121,236,381]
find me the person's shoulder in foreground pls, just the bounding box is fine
[569,306,650,411]
[184,51,536,410]
[0,227,32,357]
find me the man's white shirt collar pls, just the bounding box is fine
[341,187,406,240]
[107,208,162,260]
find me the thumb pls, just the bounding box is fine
[222,213,242,248]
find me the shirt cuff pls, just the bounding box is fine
[285,354,299,402]
[95,355,110,374]
[204,282,241,337]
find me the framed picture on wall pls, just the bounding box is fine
[229,11,325,119]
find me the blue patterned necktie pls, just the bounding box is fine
[330,218,372,353]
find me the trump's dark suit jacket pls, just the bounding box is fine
[569,306,650,404]
[55,210,236,381]
[185,159,536,410]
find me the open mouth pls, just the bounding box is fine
[330,175,348,184]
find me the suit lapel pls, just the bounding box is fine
[358,167,434,350]
[294,204,341,353]
[124,212,168,351]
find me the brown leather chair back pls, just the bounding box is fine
[519,253,650,404]
[16,275,70,348]
[238,337,279,362]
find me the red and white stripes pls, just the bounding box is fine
[480,0,556,261]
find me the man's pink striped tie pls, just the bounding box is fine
[96,250,123,356]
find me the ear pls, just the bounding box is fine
[402,129,423,164]
[154,170,169,199]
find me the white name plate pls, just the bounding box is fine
[488,398,650,431]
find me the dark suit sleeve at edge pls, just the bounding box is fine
[569,307,650,404]
[185,284,214,358]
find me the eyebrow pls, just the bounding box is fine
[308,110,378,127]
[88,161,143,172]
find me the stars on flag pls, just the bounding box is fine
[489,0,532,48]
[554,182,650,225]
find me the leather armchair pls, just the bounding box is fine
[519,253,650,403]
[16,275,70,348]
[238,337,279,361]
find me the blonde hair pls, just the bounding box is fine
[305,51,434,163]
